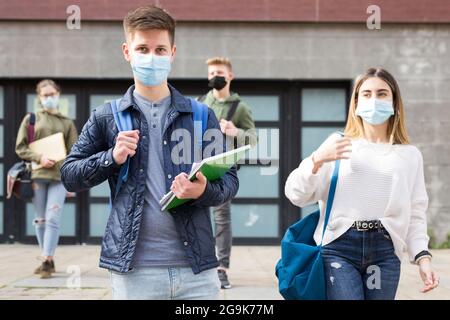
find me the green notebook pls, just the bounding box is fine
[160,145,251,211]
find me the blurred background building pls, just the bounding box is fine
[0,0,449,246]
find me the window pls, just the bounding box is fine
[240,95,279,121]
[234,95,280,239]
[301,88,346,122]
[300,87,348,217]
[27,94,77,119]
[89,182,110,237]
[231,204,279,237]
[89,203,110,237]
[90,95,122,113]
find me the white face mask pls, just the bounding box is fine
[356,98,394,125]
[41,96,59,109]
[130,53,172,87]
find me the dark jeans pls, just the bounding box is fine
[213,200,232,269]
[321,227,401,300]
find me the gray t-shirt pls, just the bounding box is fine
[131,90,189,267]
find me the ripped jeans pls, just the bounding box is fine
[321,227,401,300]
[32,180,67,257]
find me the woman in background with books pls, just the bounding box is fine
[15,79,78,279]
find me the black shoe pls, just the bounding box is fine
[218,269,231,289]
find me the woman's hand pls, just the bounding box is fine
[40,156,56,168]
[418,257,439,293]
[311,136,352,173]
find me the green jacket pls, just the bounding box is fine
[202,90,257,148]
[15,109,78,181]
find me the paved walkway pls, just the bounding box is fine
[0,244,449,300]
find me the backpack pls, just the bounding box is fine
[109,98,208,203]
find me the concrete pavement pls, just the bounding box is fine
[0,244,449,300]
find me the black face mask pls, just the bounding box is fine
[208,76,227,90]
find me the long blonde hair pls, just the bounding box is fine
[344,68,409,145]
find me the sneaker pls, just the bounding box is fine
[34,259,55,274]
[39,260,53,279]
[218,269,231,289]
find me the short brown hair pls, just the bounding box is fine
[36,79,60,95]
[123,5,176,46]
[206,57,233,72]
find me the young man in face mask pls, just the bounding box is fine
[199,57,257,289]
[61,6,238,300]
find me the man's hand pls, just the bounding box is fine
[112,130,140,165]
[219,119,239,137]
[170,172,207,199]
[40,156,56,168]
[418,257,439,293]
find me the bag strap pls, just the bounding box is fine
[27,112,36,143]
[197,94,207,103]
[226,100,240,121]
[110,99,133,201]
[190,98,208,154]
[320,131,345,243]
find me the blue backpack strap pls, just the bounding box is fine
[110,99,133,202]
[320,131,344,242]
[190,98,208,156]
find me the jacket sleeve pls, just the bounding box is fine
[406,148,430,263]
[60,110,120,192]
[235,102,258,148]
[15,114,42,163]
[191,109,239,208]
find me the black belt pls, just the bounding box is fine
[351,220,384,231]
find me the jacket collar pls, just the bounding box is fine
[117,84,192,113]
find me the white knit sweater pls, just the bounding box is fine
[285,133,430,263]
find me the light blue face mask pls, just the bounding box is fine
[131,53,172,87]
[356,98,394,125]
[41,96,59,109]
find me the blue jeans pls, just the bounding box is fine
[321,227,401,300]
[110,267,221,300]
[32,180,67,257]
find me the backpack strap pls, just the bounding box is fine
[27,113,36,143]
[197,94,207,103]
[226,100,240,121]
[190,98,208,155]
[110,99,133,201]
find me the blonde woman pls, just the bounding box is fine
[285,68,439,300]
[15,80,78,278]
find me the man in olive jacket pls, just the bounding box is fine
[200,57,257,289]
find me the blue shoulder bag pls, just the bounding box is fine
[275,152,341,300]
[109,98,208,204]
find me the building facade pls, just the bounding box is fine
[0,0,449,246]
